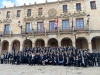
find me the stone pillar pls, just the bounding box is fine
[58,41,61,47]
[32,42,35,48]
[45,41,48,47]
[88,42,92,53]
[20,45,23,51]
[73,42,75,47]
[8,45,12,53]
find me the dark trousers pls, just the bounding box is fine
[1,59,3,64]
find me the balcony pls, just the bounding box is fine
[46,29,58,34]
[22,29,33,35]
[75,26,89,32]
[2,31,12,37]
[60,27,71,33]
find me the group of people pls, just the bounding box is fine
[1,46,100,67]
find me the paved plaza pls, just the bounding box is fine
[0,64,100,75]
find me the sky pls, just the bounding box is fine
[0,0,58,8]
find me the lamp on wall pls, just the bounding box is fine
[87,14,90,30]
[18,21,22,33]
[25,32,28,47]
[73,29,76,48]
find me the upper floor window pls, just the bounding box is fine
[90,1,96,9]
[37,22,44,32]
[26,23,32,32]
[49,21,55,31]
[4,24,10,34]
[38,8,43,16]
[6,11,10,18]
[27,9,31,17]
[76,3,81,11]
[63,5,67,13]
[17,10,21,17]
[76,18,84,30]
[62,20,69,30]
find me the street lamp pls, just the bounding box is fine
[87,14,90,30]
[25,32,28,47]
[18,21,22,33]
[73,29,77,48]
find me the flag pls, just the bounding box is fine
[54,19,58,30]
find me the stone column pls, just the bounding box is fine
[20,45,23,51]
[88,42,92,53]
[73,42,75,47]
[58,41,61,47]
[32,42,35,48]
[45,41,48,47]
[8,45,12,53]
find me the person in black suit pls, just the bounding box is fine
[97,53,100,67]
[75,56,79,67]
[63,56,69,66]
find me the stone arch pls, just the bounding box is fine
[11,40,20,52]
[48,38,58,47]
[61,37,72,46]
[76,37,88,49]
[1,40,9,54]
[91,36,100,52]
[23,39,32,48]
[35,38,45,47]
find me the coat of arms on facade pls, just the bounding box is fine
[48,8,57,17]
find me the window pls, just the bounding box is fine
[90,1,96,9]
[49,21,55,31]
[5,24,10,34]
[76,3,81,11]
[37,22,44,32]
[26,23,32,32]
[27,9,31,17]
[6,11,10,18]
[38,8,43,16]
[63,5,67,13]
[17,10,21,17]
[76,18,84,30]
[62,20,69,30]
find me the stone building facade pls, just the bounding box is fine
[0,0,100,54]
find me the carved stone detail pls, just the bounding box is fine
[24,17,34,21]
[3,19,12,23]
[59,12,71,18]
[73,11,86,17]
[35,16,46,20]
[48,8,57,17]
[47,16,58,19]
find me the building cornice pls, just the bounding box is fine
[0,0,85,10]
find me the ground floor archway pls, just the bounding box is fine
[91,36,100,52]
[35,39,45,47]
[24,39,32,48]
[61,38,72,46]
[76,37,88,49]
[12,40,20,52]
[1,40,9,54]
[48,38,58,47]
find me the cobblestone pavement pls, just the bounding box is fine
[0,64,100,75]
